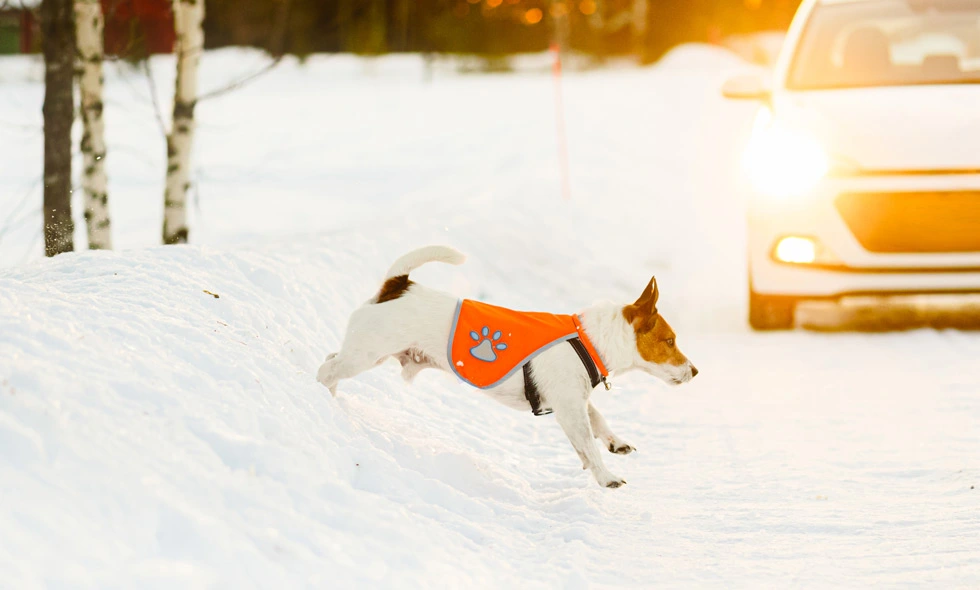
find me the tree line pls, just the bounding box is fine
[202,0,798,60]
[32,0,795,258]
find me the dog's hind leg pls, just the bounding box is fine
[588,402,635,455]
[316,352,345,396]
[553,399,626,489]
[317,304,417,394]
[316,348,384,395]
[394,348,440,384]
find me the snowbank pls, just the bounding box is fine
[4,236,979,587]
[0,240,555,587]
[2,48,978,587]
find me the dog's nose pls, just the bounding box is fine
[691,365,699,378]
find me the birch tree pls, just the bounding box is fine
[40,0,75,256]
[163,0,205,245]
[74,0,112,249]
[632,0,648,59]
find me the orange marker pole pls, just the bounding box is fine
[551,42,571,201]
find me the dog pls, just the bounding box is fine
[317,245,697,488]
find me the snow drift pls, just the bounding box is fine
[2,46,978,587]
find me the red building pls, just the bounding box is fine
[1,0,173,55]
[102,0,175,56]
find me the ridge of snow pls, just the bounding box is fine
[1,48,978,587]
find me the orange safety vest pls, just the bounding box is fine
[448,299,608,390]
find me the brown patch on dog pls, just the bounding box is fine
[633,315,689,366]
[622,277,689,367]
[376,275,414,303]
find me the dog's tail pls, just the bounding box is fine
[384,245,466,280]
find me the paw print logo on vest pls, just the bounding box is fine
[469,326,507,362]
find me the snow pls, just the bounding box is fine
[2,47,979,587]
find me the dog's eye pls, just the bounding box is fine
[666,338,674,347]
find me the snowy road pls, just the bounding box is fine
[1,48,979,587]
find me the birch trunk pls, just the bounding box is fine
[396,0,410,52]
[163,0,205,245]
[368,0,386,54]
[41,0,76,256]
[75,0,112,250]
[338,0,352,51]
[632,0,648,58]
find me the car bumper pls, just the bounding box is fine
[749,171,980,299]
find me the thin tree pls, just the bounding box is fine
[40,0,75,256]
[75,0,112,249]
[162,0,205,245]
[632,0,648,60]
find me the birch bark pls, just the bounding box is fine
[163,0,205,245]
[75,0,112,249]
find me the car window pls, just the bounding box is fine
[788,0,980,89]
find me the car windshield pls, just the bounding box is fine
[788,0,980,89]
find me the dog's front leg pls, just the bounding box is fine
[588,402,635,455]
[553,399,626,489]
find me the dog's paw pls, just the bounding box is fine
[595,471,627,489]
[608,441,636,455]
[600,476,626,489]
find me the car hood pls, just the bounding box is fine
[774,85,980,171]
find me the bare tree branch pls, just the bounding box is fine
[196,55,284,103]
[197,0,292,103]
[141,59,168,138]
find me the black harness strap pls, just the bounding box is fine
[523,362,552,416]
[523,337,604,416]
[568,337,602,389]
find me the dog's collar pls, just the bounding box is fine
[572,315,611,390]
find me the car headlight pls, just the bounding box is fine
[742,107,829,200]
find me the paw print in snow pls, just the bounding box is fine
[469,326,507,362]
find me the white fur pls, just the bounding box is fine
[384,245,466,280]
[317,246,696,489]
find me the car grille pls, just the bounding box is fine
[835,191,980,253]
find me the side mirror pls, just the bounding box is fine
[721,74,771,101]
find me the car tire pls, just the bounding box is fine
[749,288,796,331]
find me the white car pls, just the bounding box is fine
[723,0,980,329]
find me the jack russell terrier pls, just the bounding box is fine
[317,245,697,488]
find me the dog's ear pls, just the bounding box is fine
[624,276,659,327]
[634,276,659,311]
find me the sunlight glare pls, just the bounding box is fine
[743,110,829,199]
